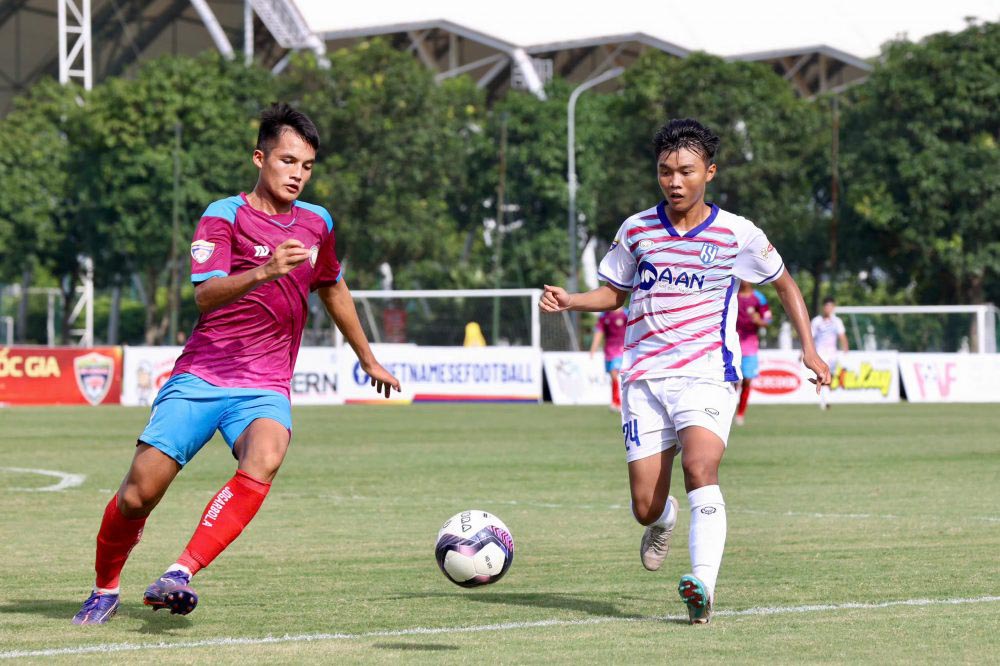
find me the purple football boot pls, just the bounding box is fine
[143,570,198,615]
[72,591,120,625]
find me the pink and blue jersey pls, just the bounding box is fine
[736,290,772,356]
[596,310,627,361]
[171,193,342,397]
[598,202,784,384]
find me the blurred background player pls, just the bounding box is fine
[540,119,830,624]
[590,306,627,411]
[811,296,849,410]
[71,104,400,626]
[734,281,773,425]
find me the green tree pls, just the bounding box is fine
[0,80,88,342]
[842,21,1000,304]
[80,54,275,343]
[277,41,486,289]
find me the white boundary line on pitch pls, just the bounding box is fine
[2,595,997,660]
[0,467,86,492]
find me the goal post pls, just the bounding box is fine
[836,304,999,354]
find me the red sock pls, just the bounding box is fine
[95,495,147,590]
[737,381,752,417]
[176,470,271,575]
[611,377,621,407]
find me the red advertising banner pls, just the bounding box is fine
[0,347,123,406]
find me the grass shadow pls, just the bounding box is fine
[373,643,460,651]
[0,598,83,620]
[391,591,643,619]
[0,598,193,634]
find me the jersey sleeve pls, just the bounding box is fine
[733,221,784,285]
[597,221,636,291]
[310,228,343,290]
[190,216,234,284]
[835,316,846,335]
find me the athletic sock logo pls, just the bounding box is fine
[201,487,234,527]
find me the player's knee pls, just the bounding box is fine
[681,459,718,489]
[117,485,157,518]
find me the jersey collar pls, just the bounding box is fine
[656,201,719,238]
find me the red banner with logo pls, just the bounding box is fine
[0,347,123,406]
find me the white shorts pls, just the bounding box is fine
[621,376,738,463]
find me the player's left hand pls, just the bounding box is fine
[363,360,401,399]
[802,351,831,393]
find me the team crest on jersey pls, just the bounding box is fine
[190,240,215,264]
[639,239,654,250]
[73,352,115,406]
[699,243,719,265]
[309,245,319,267]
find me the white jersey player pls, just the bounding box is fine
[811,297,849,409]
[539,119,830,624]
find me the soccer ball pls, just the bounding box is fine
[435,510,515,587]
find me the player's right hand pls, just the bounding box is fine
[539,284,573,313]
[265,239,311,279]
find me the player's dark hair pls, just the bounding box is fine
[256,103,320,154]
[822,296,836,305]
[653,119,720,165]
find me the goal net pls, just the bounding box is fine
[302,288,581,351]
[836,305,998,353]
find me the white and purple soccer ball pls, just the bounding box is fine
[435,510,514,588]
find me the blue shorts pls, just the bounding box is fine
[139,373,292,467]
[741,354,759,380]
[605,357,623,373]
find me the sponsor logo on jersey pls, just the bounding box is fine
[699,243,719,265]
[253,245,271,258]
[636,260,706,291]
[190,240,215,264]
[609,237,619,251]
[73,352,115,406]
[639,239,654,250]
[761,243,774,261]
[309,244,319,267]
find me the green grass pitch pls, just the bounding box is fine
[1,404,998,663]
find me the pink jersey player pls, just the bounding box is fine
[591,308,628,410]
[73,104,400,626]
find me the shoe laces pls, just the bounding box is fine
[647,525,668,551]
[162,570,190,585]
[81,592,107,612]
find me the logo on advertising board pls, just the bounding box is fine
[74,352,115,405]
[754,367,801,394]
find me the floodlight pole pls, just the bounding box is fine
[567,67,624,343]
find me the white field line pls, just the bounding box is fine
[2,595,998,660]
[0,467,85,492]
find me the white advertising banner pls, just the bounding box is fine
[899,353,1000,402]
[542,352,612,405]
[121,345,342,406]
[338,344,542,404]
[750,350,899,404]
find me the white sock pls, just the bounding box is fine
[688,485,726,600]
[167,563,192,577]
[95,586,119,595]
[630,497,677,528]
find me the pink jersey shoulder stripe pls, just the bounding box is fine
[653,246,738,260]
[624,310,720,350]
[651,260,735,271]
[626,300,706,326]
[631,236,737,251]
[667,340,723,369]
[700,226,736,237]
[626,324,719,369]
[627,225,663,237]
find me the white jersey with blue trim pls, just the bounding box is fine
[598,202,785,385]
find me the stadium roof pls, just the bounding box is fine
[1,0,996,113]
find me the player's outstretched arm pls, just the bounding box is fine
[317,279,401,399]
[539,284,626,314]
[195,239,311,313]
[771,271,831,392]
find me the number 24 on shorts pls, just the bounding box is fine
[622,419,640,451]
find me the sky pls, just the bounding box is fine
[295,0,999,58]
